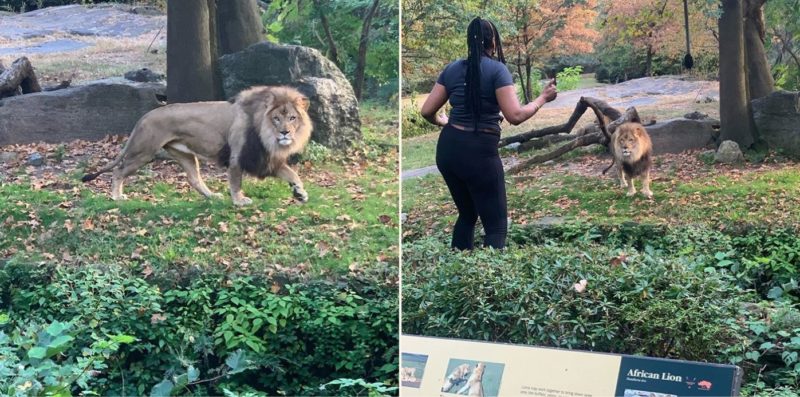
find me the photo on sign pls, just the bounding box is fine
[441,358,505,397]
[624,390,678,397]
[401,352,429,388]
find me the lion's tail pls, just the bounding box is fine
[602,156,616,175]
[81,139,130,182]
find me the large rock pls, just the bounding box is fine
[219,42,361,149]
[715,140,744,163]
[0,82,162,146]
[752,90,800,157]
[644,118,719,154]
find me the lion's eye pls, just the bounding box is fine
[273,116,280,122]
[289,116,296,121]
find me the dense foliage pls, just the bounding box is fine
[263,0,399,101]
[402,0,800,92]
[403,223,800,395]
[0,264,398,395]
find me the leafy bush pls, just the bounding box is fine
[724,301,800,391]
[556,66,583,91]
[402,94,439,139]
[0,263,398,396]
[402,236,742,360]
[0,317,133,395]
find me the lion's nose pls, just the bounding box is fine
[280,130,289,136]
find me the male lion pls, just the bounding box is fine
[81,86,312,206]
[602,119,654,198]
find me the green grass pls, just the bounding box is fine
[0,105,398,275]
[402,159,800,242]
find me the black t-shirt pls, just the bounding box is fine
[436,56,514,132]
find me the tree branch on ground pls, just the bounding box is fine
[500,97,646,174]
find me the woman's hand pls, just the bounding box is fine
[420,83,450,126]
[539,79,558,103]
[436,113,449,127]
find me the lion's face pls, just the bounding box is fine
[614,123,649,161]
[266,102,305,147]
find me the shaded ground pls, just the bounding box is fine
[402,75,720,173]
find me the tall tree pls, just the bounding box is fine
[506,0,598,101]
[718,0,756,147]
[167,0,263,103]
[354,0,380,100]
[217,0,263,56]
[743,0,775,99]
[167,0,215,103]
[312,0,342,68]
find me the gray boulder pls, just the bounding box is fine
[124,68,164,82]
[0,82,162,146]
[27,152,44,166]
[219,42,361,149]
[0,151,18,163]
[752,90,800,158]
[715,140,744,163]
[645,118,719,154]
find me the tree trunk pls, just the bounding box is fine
[718,0,755,148]
[313,0,341,68]
[525,57,532,102]
[216,0,262,56]
[645,43,654,76]
[353,0,380,100]
[167,0,215,103]
[743,0,774,99]
[207,0,222,100]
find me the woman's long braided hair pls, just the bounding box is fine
[465,17,505,129]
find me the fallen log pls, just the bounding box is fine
[0,57,42,99]
[501,97,644,174]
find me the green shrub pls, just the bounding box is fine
[0,263,398,396]
[725,301,800,391]
[0,317,133,395]
[556,66,583,91]
[402,94,439,139]
[402,236,742,360]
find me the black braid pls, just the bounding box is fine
[490,21,505,64]
[465,18,506,130]
[465,17,484,130]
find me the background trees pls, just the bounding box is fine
[263,0,399,101]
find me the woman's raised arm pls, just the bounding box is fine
[420,83,450,127]
[496,79,557,125]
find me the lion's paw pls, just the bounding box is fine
[112,194,128,201]
[233,196,253,206]
[642,190,654,199]
[626,190,636,197]
[207,192,224,199]
[292,187,309,203]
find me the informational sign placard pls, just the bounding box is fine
[401,334,742,397]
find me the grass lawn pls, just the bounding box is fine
[0,102,398,276]
[403,150,800,242]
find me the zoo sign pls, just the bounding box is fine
[401,335,742,397]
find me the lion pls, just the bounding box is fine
[441,363,471,393]
[602,118,654,199]
[456,362,485,397]
[81,86,312,206]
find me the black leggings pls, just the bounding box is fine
[435,124,507,250]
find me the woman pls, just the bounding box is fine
[420,17,557,250]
